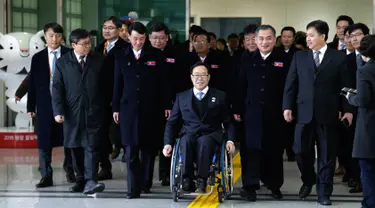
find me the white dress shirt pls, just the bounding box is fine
[74,51,87,63]
[48,47,61,74]
[193,86,209,99]
[133,48,142,59]
[260,52,271,60]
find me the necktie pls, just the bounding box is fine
[356,53,363,69]
[106,42,113,53]
[79,56,85,72]
[339,43,345,50]
[51,51,57,76]
[197,92,204,100]
[136,53,140,60]
[314,51,321,68]
[50,51,57,93]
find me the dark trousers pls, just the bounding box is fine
[295,120,337,197]
[285,122,296,159]
[39,149,52,178]
[159,151,171,180]
[110,123,122,149]
[70,146,100,183]
[39,147,74,178]
[339,123,361,181]
[359,159,375,208]
[63,147,74,174]
[99,112,113,172]
[180,134,218,180]
[240,148,284,190]
[124,145,156,195]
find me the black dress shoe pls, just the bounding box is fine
[299,184,313,199]
[318,197,332,206]
[83,180,105,194]
[97,169,112,181]
[126,193,140,199]
[349,183,362,193]
[66,173,76,183]
[69,183,85,193]
[182,178,195,192]
[195,178,207,193]
[240,188,256,202]
[36,177,53,188]
[271,189,283,199]
[348,179,357,188]
[142,188,151,194]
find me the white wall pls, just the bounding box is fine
[191,0,373,41]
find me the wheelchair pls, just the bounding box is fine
[169,137,234,203]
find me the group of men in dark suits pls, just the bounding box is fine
[24,13,370,205]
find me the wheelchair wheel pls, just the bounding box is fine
[172,185,179,202]
[170,139,181,192]
[221,145,234,199]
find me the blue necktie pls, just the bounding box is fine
[197,92,204,100]
[50,51,57,94]
[51,51,57,76]
[106,42,112,53]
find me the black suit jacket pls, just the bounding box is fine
[348,60,375,158]
[52,51,106,148]
[283,47,354,124]
[96,38,129,105]
[327,39,339,50]
[164,88,235,146]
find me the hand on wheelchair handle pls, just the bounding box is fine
[163,145,172,157]
[226,142,235,155]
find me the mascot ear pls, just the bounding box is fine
[34,30,45,44]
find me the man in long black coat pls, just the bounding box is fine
[27,23,74,188]
[112,22,171,198]
[233,25,288,201]
[52,29,105,194]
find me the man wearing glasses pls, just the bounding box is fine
[96,16,130,179]
[179,31,230,94]
[163,62,235,193]
[52,29,106,194]
[148,23,176,187]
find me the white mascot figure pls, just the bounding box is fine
[0,30,46,128]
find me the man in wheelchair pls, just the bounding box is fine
[162,62,235,193]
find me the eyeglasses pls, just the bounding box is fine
[191,74,209,79]
[350,32,364,39]
[194,41,208,45]
[102,26,117,31]
[150,36,167,41]
[77,42,92,47]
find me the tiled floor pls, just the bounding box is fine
[0,147,363,208]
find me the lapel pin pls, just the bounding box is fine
[212,97,216,102]
[128,62,131,66]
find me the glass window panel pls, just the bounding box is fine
[30,13,37,28]
[29,0,38,9]
[12,12,22,27]
[71,2,78,14]
[75,2,81,14]
[12,27,23,32]
[22,0,29,8]
[23,13,30,27]
[12,0,22,8]
[65,0,71,13]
